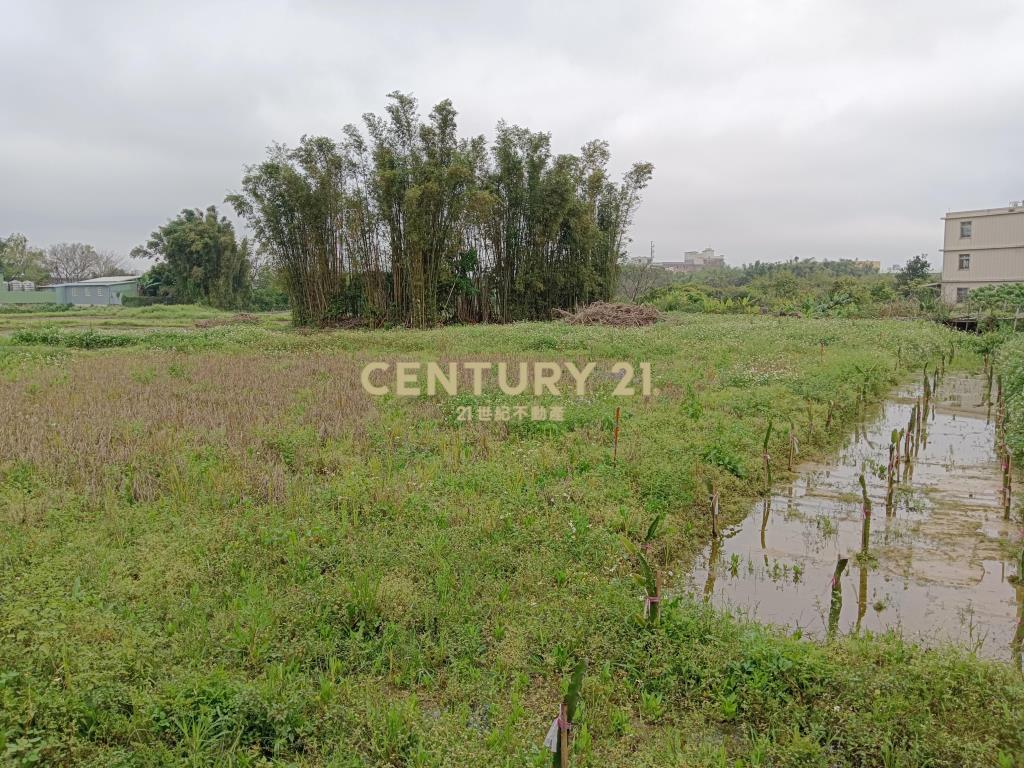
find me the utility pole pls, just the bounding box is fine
[649,240,654,264]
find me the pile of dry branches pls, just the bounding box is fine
[556,302,661,327]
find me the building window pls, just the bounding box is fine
[960,221,972,238]
[958,254,970,270]
[956,287,970,302]
[71,287,78,297]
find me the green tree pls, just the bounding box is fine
[133,206,251,309]
[0,233,50,283]
[895,253,934,293]
[228,138,346,325]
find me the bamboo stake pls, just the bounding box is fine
[559,703,569,768]
[709,484,720,539]
[762,418,774,496]
[1004,451,1013,520]
[914,398,923,456]
[827,556,849,640]
[886,429,900,515]
[859,473,872,553]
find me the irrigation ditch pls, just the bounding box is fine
[688,366,1024,665]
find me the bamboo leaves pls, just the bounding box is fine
[229,94,653,327]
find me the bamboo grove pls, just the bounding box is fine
[227,93,654,327]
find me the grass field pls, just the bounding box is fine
[0,304,292,334]
[1,310,1022,767]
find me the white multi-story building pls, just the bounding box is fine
[941,203,1024,303]
[661,247,725,274]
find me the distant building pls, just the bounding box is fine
[659,247,726,274]
[941,203,1024,304]
[52,275,141,305]
[0,274,141,306]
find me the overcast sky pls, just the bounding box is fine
[2,0,1022,271]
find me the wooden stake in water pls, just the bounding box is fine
[858,473,872,553]
[709,482,720,539]
[997,375,1005,443]
[904,406,915,464]
[886,429,900,515]
[914,397,923,456]
[922,364,931,414]
[827,556,849,640]
[612,406,621,466]
[762,418,774,495]
[1004,451,1013,520]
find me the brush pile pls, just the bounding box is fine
[195,313,260,328]
[556,302,661,327]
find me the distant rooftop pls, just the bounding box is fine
[49,275,141,287]
[944,204,1024,219]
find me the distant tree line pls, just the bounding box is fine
[0,234,128,284]
[226,92,654,327]
[629,256,941,318]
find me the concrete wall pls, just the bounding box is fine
[942,208,1024,303]
[58,282,139,305]
[0,287,59,304]
[943,209,1024,250]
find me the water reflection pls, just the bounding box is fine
[690,374,1023,662]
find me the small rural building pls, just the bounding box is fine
[0,275,141,306]
[52,276,141,305]
[941,203,1024,303]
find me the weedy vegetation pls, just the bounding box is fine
[1,311,1023,766]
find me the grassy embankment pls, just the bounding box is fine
[1,312,1022,767]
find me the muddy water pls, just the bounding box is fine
[690,373,1024,663]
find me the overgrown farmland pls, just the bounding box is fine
[2,312,1023,767]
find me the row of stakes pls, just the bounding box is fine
[550,346,1022,760]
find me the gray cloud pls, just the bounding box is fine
[1,0,1022,271]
